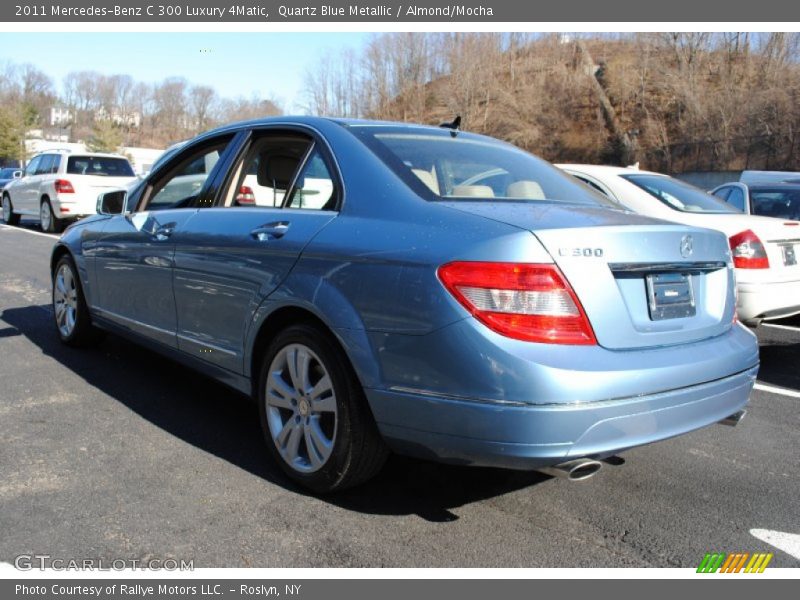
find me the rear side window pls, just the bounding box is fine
[621,174,738,213]
[286,149,336,210]
[712,187,730,200]
[67,156,134,177]
[348,126,616,207]
[749,189,800,220]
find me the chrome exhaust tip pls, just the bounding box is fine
[720,410,746,427]
[538,458,603,482]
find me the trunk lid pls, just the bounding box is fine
[441,201,736,350]
[70,175,137,200]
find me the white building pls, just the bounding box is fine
[49,106,73,127]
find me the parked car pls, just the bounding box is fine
[738,169,800,185]
[50,118,758,492]
[710,181,800,221]
[2,150,136,233]
[0,167,22,189]
[558,164,800,325]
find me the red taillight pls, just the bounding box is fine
[438,262,597,345]
[729,229,769,269]
[54,179,74,194]
[236,185,255,205]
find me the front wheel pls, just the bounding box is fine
[258,323,388,493]
[52,255,102,347]
[2,194,20,225]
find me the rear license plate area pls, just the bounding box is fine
[781,244,797,266]
[646,272,696,320]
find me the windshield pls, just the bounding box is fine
[348,126,618,208]
[67,156,134,177]
[749,187,800,220]
[622,174,738,213]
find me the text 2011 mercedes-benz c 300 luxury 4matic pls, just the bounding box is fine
[51,117,759,492]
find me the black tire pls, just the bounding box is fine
[2,194,20,225]
[52,254,103,347]
[258,323,388,493]
[41,198,65,234]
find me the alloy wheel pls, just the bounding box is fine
[53,263,78,337]
[264,343,337,473]
[40,201,52,232]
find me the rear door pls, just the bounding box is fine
[171,128,339,372]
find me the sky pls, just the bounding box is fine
[0,32,372,112]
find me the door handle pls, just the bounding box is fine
[251,221,290,241]
[153,224,175,241]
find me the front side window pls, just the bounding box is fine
[621,174,738,213]
[24,156,41,177]
[347,125,616,207]
[66,156,134,177]
[146,139,231,211]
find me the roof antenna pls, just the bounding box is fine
[439,115,461,136]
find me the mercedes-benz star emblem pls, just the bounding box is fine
[680,234,693,258]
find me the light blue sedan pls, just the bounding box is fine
[50,117,759,492]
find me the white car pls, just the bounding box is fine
[2,150,136,233]
[558,164,800,325]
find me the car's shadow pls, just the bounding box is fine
[755,318,800,390]
[754,339,800,390]
[1,304,550,522]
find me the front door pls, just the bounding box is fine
[93,135,238,348]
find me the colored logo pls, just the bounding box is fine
[697,552,773,573]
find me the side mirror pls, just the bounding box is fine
[97,190,127,215]
[13,170,22,179]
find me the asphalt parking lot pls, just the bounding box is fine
[1,218,798,569]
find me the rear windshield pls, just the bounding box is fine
[347,126,618,207]
[622,174,738,213]
[67,156,134,177]
[749,188,800,220]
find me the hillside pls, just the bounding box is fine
[307,33,800,174]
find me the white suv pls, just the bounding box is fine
[1,150,136,233]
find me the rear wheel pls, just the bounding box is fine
[52,255,102,347]
[40,198,64,234]
[258,323,388,493]
[2,194,20,225]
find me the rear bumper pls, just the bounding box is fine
[368,365,757,469]
[737,278,800,322]
[51,195,98,219]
